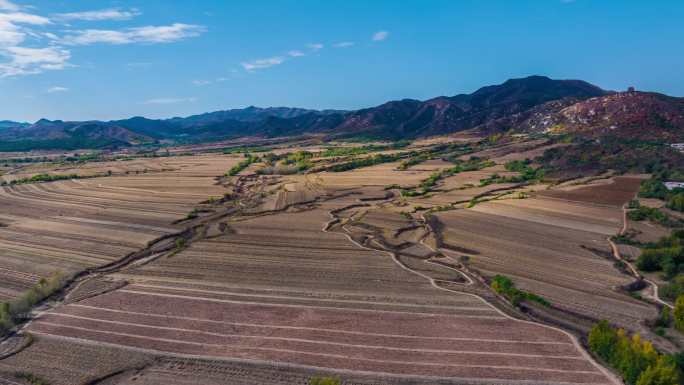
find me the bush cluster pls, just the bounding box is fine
[0,173,88,186]
[588,320,680,385]
[0,271,65,336]
[636,230,684,279]
[479,159,544,186]
[628,207,683,228]
[490,275,549,307]
[227,154,260,176]
[328,153,405,172]
[309,377,340,385]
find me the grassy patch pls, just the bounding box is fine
[490,275,549,307]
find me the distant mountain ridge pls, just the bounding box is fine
[1,75,682,151]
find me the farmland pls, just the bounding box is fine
[0,136,674,385]
[0,154,239,300]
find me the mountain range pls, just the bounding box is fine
[1,75,682,151]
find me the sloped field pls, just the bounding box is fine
[27,204,615,384]
[436,196,655,327]
[0,156,236,300]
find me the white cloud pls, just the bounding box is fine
[192,79,210,86]
[0,12,51,47]
[372,30,389,41]
[55,8,140,21]
[333,41,354,48]
[143,97,197,105]
[241,56,284,71]
[61,23,206,45]
[0,46,71,77]
[0,3,203,78]
[307,43,323,50]
[0,0,20,12]
[46,86,68,93]
[288,50,305,57]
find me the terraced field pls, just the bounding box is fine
[0,155,238,300]
[435,180,656,328]
[23,193,617,384]
[0,144,658,385]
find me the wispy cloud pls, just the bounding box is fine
[0,11,51,47]
[192,79,210,86]
[333,41,354,48]
[0,0,20,12]
[55,8,140,21]
[46,86,68,93]
[307,43,323,50]
[0,46,71,77]
[61,23,206,45]
[372,30,389,41]
[143,97,197,105]
[0,2,203,78]
[288,49,305,57]
[241,56,284,71]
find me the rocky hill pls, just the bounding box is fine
[3,75,683,151]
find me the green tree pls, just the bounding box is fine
[674,295,684,332]
[636,357,680,385]
[588,320,618,361]
[668,194,684,212]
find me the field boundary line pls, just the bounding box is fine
[66,304,571,344]
[323,201,623,385]
[30,324,602,375]
[41,313,584,359]
[128,283,487,310]
[27,332,614,385]
[116,289,505,319]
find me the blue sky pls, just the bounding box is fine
[0,0,682,122]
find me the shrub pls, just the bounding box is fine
[227,154,259,176]
[490,275,549,307]
[309,376,341,385]
[674,295,684,333]
[1,272,65,336]
[668,194,684,212]
[588,321,679,385]
[15,372,51,385]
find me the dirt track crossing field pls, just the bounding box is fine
[26,200,617,384]
[0,155,239,300]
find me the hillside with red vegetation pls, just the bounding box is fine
[505,91,684,141]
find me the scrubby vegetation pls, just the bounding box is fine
[256,150,314,174]
[328,153,406,172]
[320,141,409,158]
[588,320,680,385]
[479,159,544,186]
[675,295,684,333]
[227,154,260,176]
[0,173,91,186]
[0,271,66,336]
[400,158,495,197]
[309,376,341,385]
[635,230,684,281]
[628,206,683,228]
[539,136,684,178]
[14,372,51,385]
[490,275,550,307]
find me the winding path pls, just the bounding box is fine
[323,199,622,385]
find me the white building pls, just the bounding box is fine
[665,181,684,191]
[671,143,684,151]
